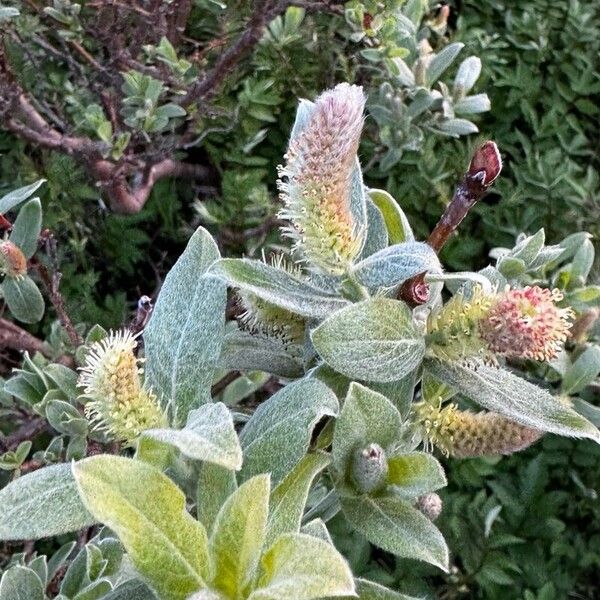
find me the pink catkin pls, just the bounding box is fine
[479,286,573,361]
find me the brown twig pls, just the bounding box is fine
[398,142,502,306]
[0,417,49,452]
[0,317,52,357]
[211,371,241,397]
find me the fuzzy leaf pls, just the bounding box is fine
[210,475,270,598]
[311,298,424,383]
[144,227,226,426]
[332,383,402,476]
[240,379,338,484]
[426,359,600,442]
[341,495,449,571]
[219,329,303,378]
[250,533,355,600]
[0,180,45,213]
[211,258,349,319]
[142,402,242,470]
[350,578,423,600]
[352,242,441,291]
[9,198,42,258]
[368,189,414,244]
[266,452,330,546]
[561,346,600,395]
[197,464,237,536]
[2,275,44,323]
[0,566,44,600]
[73,455,210,600]
[426,43,464,85]
[453,56,482,94]
[0,463,95,540]
[104,580,157,599]
[359,199,388,260]
[386,452,446,498]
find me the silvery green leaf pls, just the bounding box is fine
[358,199,388,260]
[528,245,564,270]
[569,238,594,286]
[266,452,330,546]
[239,379,338,485]
[496,256,526,278]
[341,495,449,571]
[250,533,355,600]
[548,232,592,268]
[301,518,333,544]
[290,98,315,140]
[0,566,44,600]
[2,275,45,323]
[426,359,600,442]
[436,118,479,137]
[0,179,45,214]
[454,94,491,114]
[477,266,507,291]
[353,242,441,291]
[368,189,414,244]
[453,56,482,95]
[210,475,270,599]
[104,580,157,599]
[572,399,600,427]
[332,383,402,476]
[219,329,304,378]
[508,229,545,266]
[386,452,446,498]
[144,227,226,426]
[368,369,417,417]
[197,463,237,536]
[0,464,95,540]
[0,8,20,19]
[405,89,435,118]
[211,258,349,319]
[9,198,42,259]
[425,271,493,295]
[561,346,600,395]
[392,57,415,87]
[73,455,211,600]
[44,363,79,399]
[426,43,464,86]
[142,402,242,470]
[352,578,423,600]
[349,160,369,259]
[311,298,425,383]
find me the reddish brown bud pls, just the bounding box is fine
[467,141,502,186]
[398,274,430,306]
[0,213,11,231]
[0,240,27,277]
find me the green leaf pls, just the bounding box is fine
[197,463,237,536]
[0,180,45,213]
[10,198,42,259]
[352,242,441,290]
[561,346,600,395]
[454,56,482,95]
[266,452,330,546]
[386,452,446,498]
[2,275,45,323]
[311,298,424,383]
[332,383,402,477]
[219,329,303,378]
[341,495,449,571]
[0,463,95,540]
[426,43,464,85]
[144,227,226,426]
[239,379,338,485]
[142,402,242,470]
[250,533,355,600]
[352,578,422,600]
[426,359,600,442]
[104,580,157,599]
[0,566,44,600]
[368,189,414,244]
[359,199,388,260]
[210,475,270,599]
[73,455,210,600]
[211,258,349,319]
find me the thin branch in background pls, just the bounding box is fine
[0,317,52,357]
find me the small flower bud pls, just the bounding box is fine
[415,493,443,521]
[0,240,27,277]
[351,443,388,494]
[467,141,502,186]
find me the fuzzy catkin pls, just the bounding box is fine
[278,83,366,274]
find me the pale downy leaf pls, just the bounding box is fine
[249,533,355,600]
[311,298,425,383]
[386,452,446,498]
[0,463,95,541]
[73,455,210,600]
[0,566,44,600]
[144,227,226,425]
[142,402,242,470]
[210,475,270,599]
[239,379,338,485]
